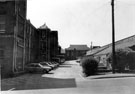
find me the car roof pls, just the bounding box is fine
[27,63,39,65]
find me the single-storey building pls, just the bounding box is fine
[86,35,135,70]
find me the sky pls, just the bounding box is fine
[27,0,135,49]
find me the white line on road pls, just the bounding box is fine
[8,88,15,91]
[79,74,86,80]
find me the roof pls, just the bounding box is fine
[66,45,90,50]
[86,35,135,56]
[39,23,49,29]
[86,46,108,56]
[96,40,135,56]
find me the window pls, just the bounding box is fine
[0,15,6,33]
[0,48,4,59]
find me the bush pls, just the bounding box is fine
[127,51,135,70]
[106,48,135,72]
[81,57,98,76]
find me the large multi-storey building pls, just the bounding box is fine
[38,24,51,61]
[50,31,59,60]
[0,0,29,77]
[37,24,59,62]
[0,0,61,78]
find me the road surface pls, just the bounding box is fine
[1,60,135,94]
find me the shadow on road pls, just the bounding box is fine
[62,62,77,65]
[59,65,72,68]
[1,74,77,91]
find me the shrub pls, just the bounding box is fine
[81,57,98,76]
[127,51,135,70]
[106,48,135,72]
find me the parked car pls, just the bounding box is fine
[51,61,59,67]
[76,58,81,63]
[40,62,55,69]
[39,62,53,70]
[48,62,58,68]
[25,63,51,73]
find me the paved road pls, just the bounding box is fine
[42,60,85,81]
[1,60,135,94]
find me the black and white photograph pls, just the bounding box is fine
[0,0,135,94]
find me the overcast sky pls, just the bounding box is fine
[27,0,135,48]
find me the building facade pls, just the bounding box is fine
[50,31,59,60]
[38,24,51,62]
[0,1,61,78]
[65,45,90,60]
[37,24,60,62]
[0,0,30,78]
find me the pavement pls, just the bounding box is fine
[87,73,135,79]
[1,60,135,94]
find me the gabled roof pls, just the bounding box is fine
[66,45,90,50]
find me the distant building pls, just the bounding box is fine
[65,45,90,60]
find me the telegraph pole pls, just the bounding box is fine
[91,42,93,51]
[111,0,116,73]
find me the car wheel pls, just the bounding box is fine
[29,70,33,73]
[42,69,47,73]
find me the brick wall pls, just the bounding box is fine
[0,36,14,78]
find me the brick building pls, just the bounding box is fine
[65,45,90,60]
[37,24,51,61]
[37,24,60,62]
[0,0,60,78]
[50,31,59,60]
[25,20,39,63]
[0,0,29,78]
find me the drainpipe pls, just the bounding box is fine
[23,18,26,71]
[13,1,18,73]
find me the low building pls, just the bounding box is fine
[86,35,135,69]
[65,45,90,60]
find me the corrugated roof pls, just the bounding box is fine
[66,45,90,50]
[86,35,135,56]
[86,46,108,56]
[96,40,135,56]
